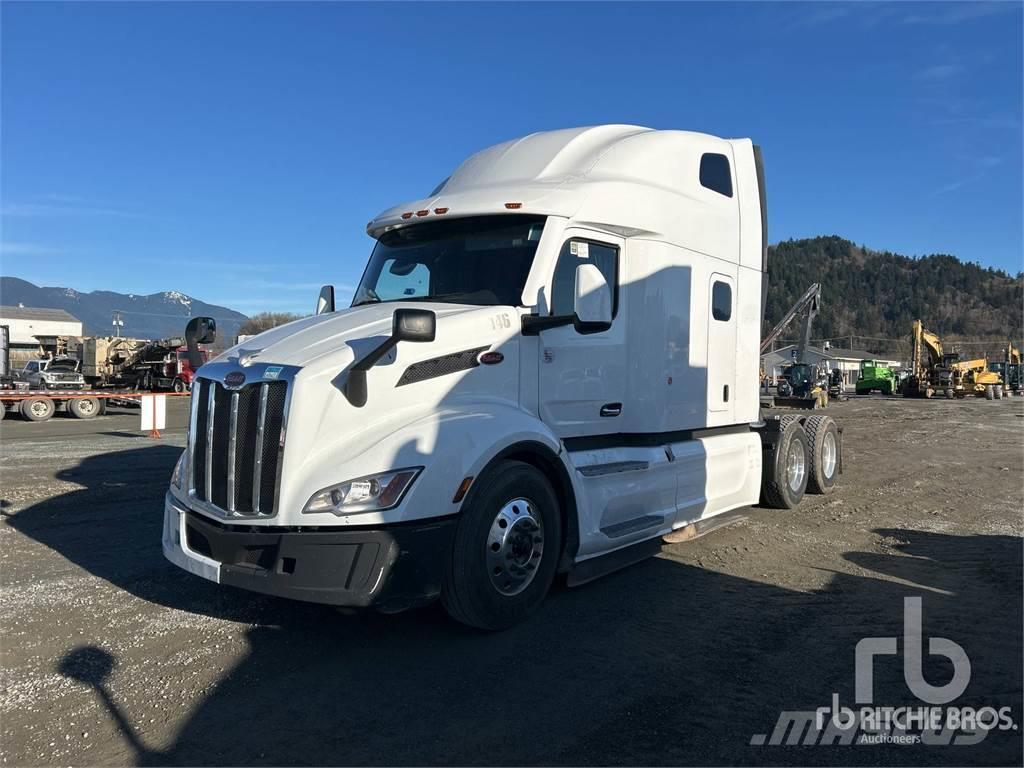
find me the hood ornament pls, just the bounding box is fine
[236,348,262,367]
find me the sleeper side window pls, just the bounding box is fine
[712,280,732,321]
[699,153,733,197]
[550,239,619,317]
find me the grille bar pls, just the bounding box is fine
[205,384,215,503]
[190,377,286,517]
[253,383,269,514]
[227,392,239,513]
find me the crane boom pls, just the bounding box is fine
[760,283,821,355]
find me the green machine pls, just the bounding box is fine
[855,359,896,395]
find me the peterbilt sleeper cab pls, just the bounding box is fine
[164,125,842,629]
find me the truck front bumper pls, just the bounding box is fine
[162,493,456,612]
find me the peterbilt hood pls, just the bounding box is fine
[214,303,520,382]
[214,302,487,370]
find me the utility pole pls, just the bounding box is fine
[112,311,123,338]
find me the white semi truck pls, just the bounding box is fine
[164,125,842,629]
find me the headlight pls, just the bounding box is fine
[303,467,422,515]
[170,452,186,489]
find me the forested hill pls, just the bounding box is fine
[764,236,1023,345]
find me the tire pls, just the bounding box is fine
[804,415,840,495]
[21,397,55,422]
[985,385,994,400]
[994,385,1003,400]
[0,402,5,421]
[442,460,561,630]
[761,418,810,509]
[172,378,186,394]
[68,397,100,419]
[945,388,954,399]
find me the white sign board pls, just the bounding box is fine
[140,395,166,432]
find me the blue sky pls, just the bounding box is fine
[2,1,1021,315]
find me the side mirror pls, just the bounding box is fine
[184,316,216,369]
[344,308,437,407]
[316,285,335,315]
[393,308,436,343]
[573,264,612,334]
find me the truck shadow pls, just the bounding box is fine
[5,445,1022,766]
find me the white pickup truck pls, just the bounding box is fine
[165,125,842,629]
[19,357,86,390]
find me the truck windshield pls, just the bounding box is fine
[353,215,546,307]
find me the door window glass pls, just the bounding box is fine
[551,239,618,316]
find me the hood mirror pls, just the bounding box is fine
[344,308,437,407]
[184,316,216,369]
[316,285,335,315]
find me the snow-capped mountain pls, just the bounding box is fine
[0,277,247,342]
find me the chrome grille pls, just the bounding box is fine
[189,378,287,516]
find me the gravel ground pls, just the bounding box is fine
[1,396,1021,766]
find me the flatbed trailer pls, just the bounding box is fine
[0,388,188,422]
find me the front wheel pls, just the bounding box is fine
[172,378,186,394]
[442,460,561,630]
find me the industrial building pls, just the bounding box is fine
[0,305,83,366]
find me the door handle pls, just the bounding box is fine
[600,402,622,417]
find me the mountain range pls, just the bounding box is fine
[0,277,247,343]
[765,237,1022,351]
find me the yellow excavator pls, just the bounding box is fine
[905,320,1006,399]
[903,320,957,398]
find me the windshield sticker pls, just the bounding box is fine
[577,242,589,259]
[264,366,283,380]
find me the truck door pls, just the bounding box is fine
[707,273,736,421]
[537,230,627,438]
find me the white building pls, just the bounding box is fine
[762,344,903,387]
[0,305,83,365]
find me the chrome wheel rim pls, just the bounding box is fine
[486,497,543,596]
[821,431,837,478]
[30,401,49,418]
[786,440,806,492]
[78,399,96,415]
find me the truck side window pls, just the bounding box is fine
[551,239,618,317]
[699,153,733,198]
[712,280,732,321]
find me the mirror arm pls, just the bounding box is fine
[344,337,398,408]
[573,318,612,335]
[521,315,574,336]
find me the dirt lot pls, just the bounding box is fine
[1,396,1021,766]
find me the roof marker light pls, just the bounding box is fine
[401,212,413,219]
[416,209,429,217]
[504,202,523,209]
[434,207,449,215]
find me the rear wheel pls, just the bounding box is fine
[985,385,994,400]
[761,418,809,509]
[21,397,55,422]
[804,415,840,495]
[994,385,1003,399]
[68,397,100,419]
[442,460,561,630]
